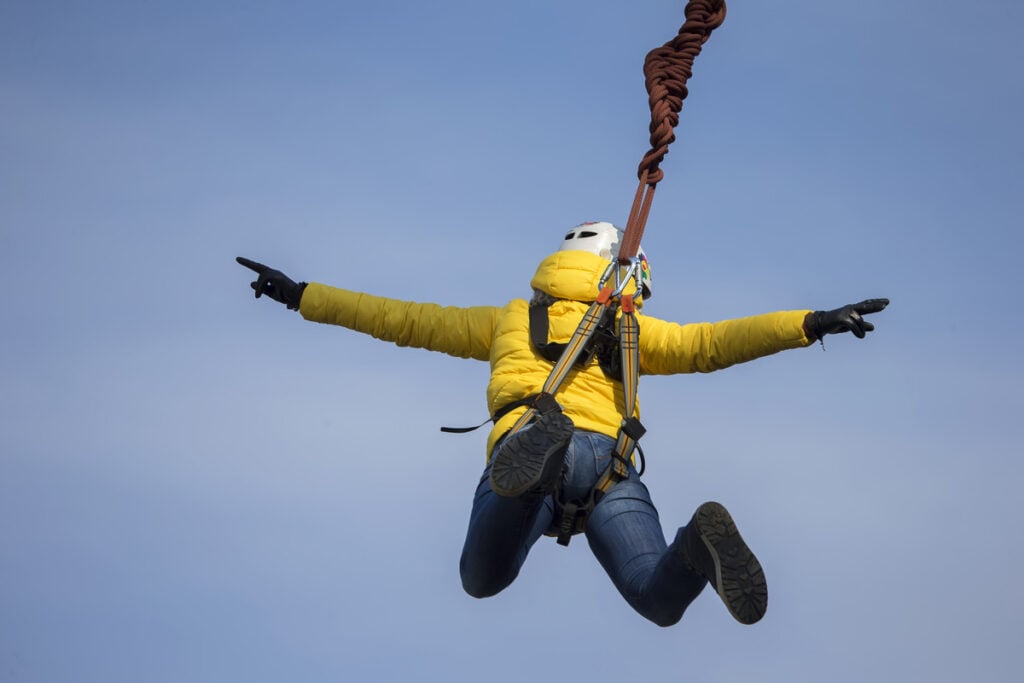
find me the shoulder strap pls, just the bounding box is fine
[529,304,564,362]
[530,301,618,373]
[505,293,614,436]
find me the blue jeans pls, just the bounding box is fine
[460,428,708,627]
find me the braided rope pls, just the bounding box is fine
[619,0,727,262]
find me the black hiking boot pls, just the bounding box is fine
[679,501,768,625]
[489,411,574,499]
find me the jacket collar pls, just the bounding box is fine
[529,251,643,305]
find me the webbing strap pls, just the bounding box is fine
[507,289,614,435]
[612,303,640,477]
[528,304,565,363]
[440,392,560,434]
[593,300,644,494]
[529,303,603,366]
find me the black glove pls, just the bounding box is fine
[804,298,889,340]
[236,256,307,311]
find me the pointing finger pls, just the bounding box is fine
[236,256,268,274]
[853,298,889,315]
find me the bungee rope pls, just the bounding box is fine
[619,0,727,262]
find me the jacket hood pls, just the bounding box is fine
[529,251,643,305]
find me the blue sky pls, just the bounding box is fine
[2,1,1022,681]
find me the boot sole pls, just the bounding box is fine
[695,501,768,625]
[489,412,573,498]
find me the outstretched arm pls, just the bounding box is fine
[640,310,812,375]
[236,256,500,361]
[639,298,890,375]
[299,282,501,360]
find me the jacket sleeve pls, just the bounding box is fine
[298,282,500,361]
[639,310,813,375]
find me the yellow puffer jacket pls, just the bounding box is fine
[299,250,813,458]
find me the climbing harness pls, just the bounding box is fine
[445,0,729,545]
[497,257,645,546]
[529,300,623,380]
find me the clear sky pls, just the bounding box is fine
[2,1,1022,681]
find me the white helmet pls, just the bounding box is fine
[560,221,652,299]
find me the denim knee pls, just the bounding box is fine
[459,551,521,599]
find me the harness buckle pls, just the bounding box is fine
[620,416,646,441]
[531,392,561,415]
[555,501,582,546]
